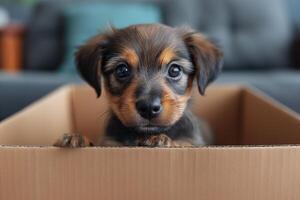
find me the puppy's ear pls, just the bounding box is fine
[179,27,223,95]
[75,33,110,97]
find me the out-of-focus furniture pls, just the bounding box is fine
[23,2,65,71]
[165,0,292,69]
[60,2,161,73]
[3,0,300,71]
[1,0,300,122]
[22,1,161,73]
[0,72,80,121]
[0,24,25,72]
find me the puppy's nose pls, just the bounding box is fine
[136,97,162,119]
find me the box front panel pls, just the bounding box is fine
[0,147,300,200]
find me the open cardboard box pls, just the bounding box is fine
[0,84,300,200]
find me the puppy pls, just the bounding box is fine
[55,24,223,147]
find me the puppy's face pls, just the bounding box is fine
[76,24,223,134]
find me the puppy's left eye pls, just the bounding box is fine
[167,63,182,79]
[115,63,131,79]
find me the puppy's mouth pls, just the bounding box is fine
[133,124,170,135]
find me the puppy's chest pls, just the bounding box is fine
[104,111,197,146]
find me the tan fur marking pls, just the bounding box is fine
[121,48,139,67]
[152,78,193,126]
[159,47,176,65]
[105,79,140,126]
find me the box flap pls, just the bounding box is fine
[0,86,74,145]
[191,85,243,144]
[1,84,300,146]
[242,88,300,144]
[70,85,109,143]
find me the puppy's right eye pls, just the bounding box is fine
[115,63,131,79]
[167,63,183,80]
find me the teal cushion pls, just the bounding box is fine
[60,2,161,73]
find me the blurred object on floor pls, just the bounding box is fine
[0,23,25,73]
[285,0,300,69]
[289,29,300,69]
[23,1,65,71]
[0,6,10,70]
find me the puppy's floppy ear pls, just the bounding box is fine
[75,33,110,97]
[179,27,223,95]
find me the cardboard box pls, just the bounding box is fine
[0,84,300,200]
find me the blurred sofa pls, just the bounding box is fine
[1,0,300,121]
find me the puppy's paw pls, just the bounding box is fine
[54,133,93,148]
[139,134,173,147]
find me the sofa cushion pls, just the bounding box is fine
[60,2,161,74]
[165,0,292,70]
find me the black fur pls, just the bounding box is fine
[105,109,210,146]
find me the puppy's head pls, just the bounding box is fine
[76,24,223,134]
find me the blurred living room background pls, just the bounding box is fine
[0,0,300,121]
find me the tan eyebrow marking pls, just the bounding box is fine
[103,48,138,72]
[159,47,176,65]
[121,47,138,67]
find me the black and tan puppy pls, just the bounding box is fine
[55,24,223,147]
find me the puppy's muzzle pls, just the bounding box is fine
[136,97,162,119]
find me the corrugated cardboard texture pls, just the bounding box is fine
[1,146,300,200]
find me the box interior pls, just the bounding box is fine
[1,85,300,200]
[0,84,299,146]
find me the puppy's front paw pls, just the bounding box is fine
[54,133,93,148]
[139,134,173,147]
